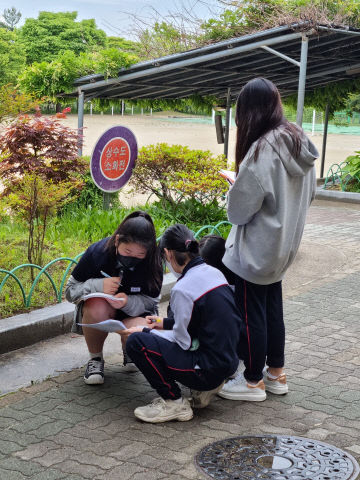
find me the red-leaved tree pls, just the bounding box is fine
[0,114,87,270]
[0,114,85,184]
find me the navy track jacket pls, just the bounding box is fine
[151,257,242,376]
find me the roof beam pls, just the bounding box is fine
[317,26,360,36]
[261,45,300,67]
[78,32,303,92]
[83,55,360,101]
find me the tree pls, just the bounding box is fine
[18,11,107,64]
[0,28,25,86]
[18,48,139,100]
[18,51,93,100]
[136,21,198,58]
[6,174,76,269]
[0,7,21,30]
[107,36,141,55]
[347,93,360,114]
[201,8,254,42]
[0,84,38,123]
[94,48,139,79]
[0,114,87,268]
[209,0,360,34]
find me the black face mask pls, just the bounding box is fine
[116,253,143,271]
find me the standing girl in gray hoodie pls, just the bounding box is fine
[218,78,318,402]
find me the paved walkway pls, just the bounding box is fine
[0,200,360,480]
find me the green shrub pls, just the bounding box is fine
[129,143,228,205]
[147,199,228,236]
[342,151,360,192]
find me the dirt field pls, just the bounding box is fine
[60,113,360,206]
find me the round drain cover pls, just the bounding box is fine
[195,435,360,479]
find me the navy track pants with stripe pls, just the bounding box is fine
[126,332,226,400]
[234,275,285,383]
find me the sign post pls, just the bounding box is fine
[90,126,138,210]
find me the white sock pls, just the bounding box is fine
[89,351,103,360]
[267,371,280,379]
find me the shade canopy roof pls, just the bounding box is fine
[73,23,360,102]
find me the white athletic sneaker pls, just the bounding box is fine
[84,357,104,385]
[190,381,225,409]
[217,373,266,401]
[228,360,244,379]
[263,368,288,395]
[134,397,193,423]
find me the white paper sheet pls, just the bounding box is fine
[219,169,235,185]
[81,293,125,309]
[79,319,127,332]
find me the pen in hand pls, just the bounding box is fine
[100,270,122,286]
[151,317,163,323]
[100,270,111,278]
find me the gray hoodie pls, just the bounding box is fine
[223,125,318,285]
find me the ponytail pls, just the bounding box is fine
[159,224,199,266]
[184,239,199,254]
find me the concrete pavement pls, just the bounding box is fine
[0,199,359,480]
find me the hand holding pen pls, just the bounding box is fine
[101,271,122,295]
[145,315,164,329]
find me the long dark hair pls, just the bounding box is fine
[106,211,162,295]
[235,77,301,174]
[159,224,199,266]
[199,234,236,285]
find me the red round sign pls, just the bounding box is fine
[91,126,137,193]
[100,138,130,181]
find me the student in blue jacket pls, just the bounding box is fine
[65,211,163,385]
[124,224,242,423]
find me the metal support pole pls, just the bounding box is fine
[77,89,84,156]
[103,192,111,211]
[224,87,231,158]
[312,109,316,136]
[320,103,330,178]
[296,35,309,126]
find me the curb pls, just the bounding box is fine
[315,187,360,204]
[0,273,177,355]
[0,303,75,355]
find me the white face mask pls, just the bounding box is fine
[166,261,181,279]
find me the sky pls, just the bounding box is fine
[0,0,222,38]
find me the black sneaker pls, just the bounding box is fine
[84,357,104,385]
[121,352,138,373]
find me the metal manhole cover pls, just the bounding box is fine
[195,435,360,480]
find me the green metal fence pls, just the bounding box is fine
[0,253,84,309]
[323,162,360,192]
[0,222,232,311]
